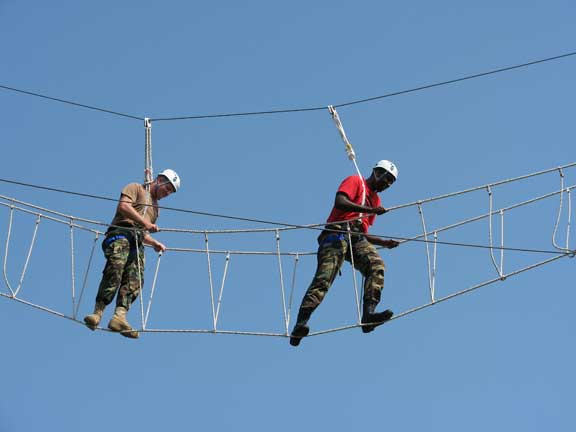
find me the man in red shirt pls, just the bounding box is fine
[290,160,399,346]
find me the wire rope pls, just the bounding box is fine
[0,84,143,120]
[2,51,575,122]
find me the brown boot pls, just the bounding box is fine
[83,301,106,331]
[108,306,139,339]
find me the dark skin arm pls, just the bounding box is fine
[334,192,399,249]
[334,192,387,215]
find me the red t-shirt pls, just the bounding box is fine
[326,176,380,233]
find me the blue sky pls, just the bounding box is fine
[1,2,576,431]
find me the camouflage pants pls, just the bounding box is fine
[299,234,386,311]
[95,236,145,310]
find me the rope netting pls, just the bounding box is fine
[1,162,574,338]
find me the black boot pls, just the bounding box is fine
[361,302,393,333]
[289,308,313,347]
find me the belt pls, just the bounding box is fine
[103,234,128,247]
[103,227,142,250]
[320,233,346,245]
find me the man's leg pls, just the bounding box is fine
[290,240,346,346]
[84,238,130,330]
[349,239,393,333]
[108,246,145,339]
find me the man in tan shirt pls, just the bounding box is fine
[84,169,181,338]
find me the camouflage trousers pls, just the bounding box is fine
[95,235,145,311]
[298,233,386,312]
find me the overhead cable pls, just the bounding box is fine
[1,51,575,122]
[150,50,576,121]
[0,84,144,121]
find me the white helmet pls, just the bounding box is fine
[158,169,181,192]
[374,160,398,180]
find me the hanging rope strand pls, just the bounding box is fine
[432,231,438,301]
[144,118,153,189]
[3,204,16,297]
[417,203,435,303]
[69,219,77,319]
[287,253,300,330]
[346,223,362,322]
[144,252,163,329]
[566,189,572,251]
[275,230,290,335]
[214,252,231,326]
[552,169,573,253]
[14,214,42,298]
[499,210,505,277]
[204,232,217,330]
[328,105,366,207]
[75,232,100,318]
[136,229,146,332]
[487,186,503,278]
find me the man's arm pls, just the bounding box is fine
[364,233,399,249]
[334,193,398,249]
[143,233,167,253]
[334,192,387,215]
[117,197,159,233]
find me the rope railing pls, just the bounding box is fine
[3,163,575,234]
[1,161,575,246]
[2,183,575,257]
[389,162,576,212]
[399,185,576,251]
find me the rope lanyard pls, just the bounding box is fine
[328,106,366,209]
[143,118,153,221]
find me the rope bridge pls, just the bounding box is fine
[1,163,574,338]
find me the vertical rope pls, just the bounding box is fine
[75,232,100,317]
[552,168,571,252]
[214,252,231,327]
[487,186,503,278]
[566,188,572,251]
[205,232,217,330]
[499,210,505,278]
[143,118,153,222]
[144,252,163,328]
[346,223,362,322]
[275,230,289,335]
[69,218,77,318]
[144,118,153,191]
[135,228,145,331]
[287,253,300,330]
[3,204,16,296]
[431,230,438,302]
[417,203,435,303]
[14,215,42,298]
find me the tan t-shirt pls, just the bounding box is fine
[109,183,158,229]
